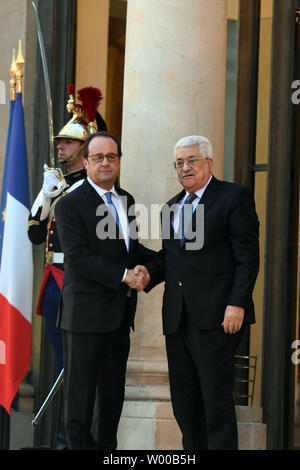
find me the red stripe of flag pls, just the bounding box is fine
[0,293,31,414]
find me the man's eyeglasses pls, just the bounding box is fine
[88,153,121,163]
[173,157,207,170]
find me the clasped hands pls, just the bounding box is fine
[124,265,150,292]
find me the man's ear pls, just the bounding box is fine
[83,157,88,170]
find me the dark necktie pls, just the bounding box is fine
[180,192,198,246]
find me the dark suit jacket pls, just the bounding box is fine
[145,176,260,334]
[55,179,155,333]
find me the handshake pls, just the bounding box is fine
[124,265,150,292]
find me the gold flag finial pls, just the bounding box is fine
[10,48,17,101]
[16,39,25,94]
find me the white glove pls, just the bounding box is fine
[31,189,51,220]
[42,164,67,198]
[31,165,67,220]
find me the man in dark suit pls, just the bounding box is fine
[55,131,153,450]
[28,87,107,449]
[136,135,260,450]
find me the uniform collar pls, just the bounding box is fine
[64,167,86,183]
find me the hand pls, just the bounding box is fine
[134,265,150,291]
[42,165,67,198]
[222,305,244,334]
[124,266,150,292]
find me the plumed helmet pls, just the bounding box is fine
[54,85,106,141]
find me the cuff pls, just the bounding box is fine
[121,268,127,282]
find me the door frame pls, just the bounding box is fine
[261,0,300,450]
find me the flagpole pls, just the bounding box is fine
[15,39,24,95]
[10,48,17,102]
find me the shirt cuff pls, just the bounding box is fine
[121,268,127,282]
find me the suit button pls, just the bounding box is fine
[178,281,182,286]
[50,230,54,235]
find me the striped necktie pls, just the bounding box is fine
[105,191,122,233]
[180,192,198,246]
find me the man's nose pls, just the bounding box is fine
[182,160,191,169]
[101,156,110,165]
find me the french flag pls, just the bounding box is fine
[0,92,33,414]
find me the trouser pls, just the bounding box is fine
[63,311,131,450]
[165,308,238,450]
[41,273,66,449]
[42,273,63,372]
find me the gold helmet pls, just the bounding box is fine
[54,85,104,140]
[54,85,106,164]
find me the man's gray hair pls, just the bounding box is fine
[174,135,213,159]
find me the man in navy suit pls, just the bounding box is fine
[55,131,153,450]
[137,135,260,450]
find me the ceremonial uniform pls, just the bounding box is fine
[28,168,86,371]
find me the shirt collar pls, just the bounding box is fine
[87,176,118,199]
[183,175,212,202]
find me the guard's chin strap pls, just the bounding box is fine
[59,142,84,167]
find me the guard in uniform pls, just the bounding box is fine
[28,86,107,449]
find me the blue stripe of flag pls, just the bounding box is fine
[6,93,30,210]
[0,99,15,263]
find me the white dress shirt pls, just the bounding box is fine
[172,175,212,234]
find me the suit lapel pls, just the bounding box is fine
[185,176,219,244]
[164,189,185,246]
[82,179,105,205]
[116,186,135,252]
[164,178,220,249]
[186,175,219,240]
[198,175,219,209]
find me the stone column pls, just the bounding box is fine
[119,0,227,449]
[118,0,227,448]
[121,0,227,383]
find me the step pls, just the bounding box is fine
[117,385,267,450]
[118,401,267,450]
[117,401,182,450]
[238,421,266,450]
[8,384,267,450]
